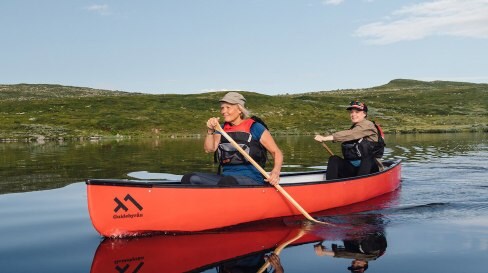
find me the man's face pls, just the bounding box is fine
[349,259,367,272]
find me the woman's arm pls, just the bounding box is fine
[204,117,222,153]
[314,134,334,142]
[333,120,377,142]
[260,130,283,185]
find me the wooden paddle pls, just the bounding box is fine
[321,142,334,156]
[375,158,385,171]
[214,123,331,225]
[256,229,307,273]
[320,142,385,171]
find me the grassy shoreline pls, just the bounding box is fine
[1,128,486,143]
[1,79,487,142]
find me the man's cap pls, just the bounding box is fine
[219,92,246,107]
[348,260,369,272]
[347,100,368,112]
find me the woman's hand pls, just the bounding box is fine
[313,243,335,257]
[206,117,220,131]
[314,135,325,142]
[265,253,284,273]
[314,134,333,142]
[266,169,281,186]
[204,117,221,153]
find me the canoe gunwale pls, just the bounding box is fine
[85,159,401,188]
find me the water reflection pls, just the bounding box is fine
[1,132,486,194]
[90,191,398,273]
[0,138,207,194]
[384,133,487,163]
[314,231,386,272]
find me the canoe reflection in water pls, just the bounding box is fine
[90,191,398,273]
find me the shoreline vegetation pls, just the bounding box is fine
[1,79,487,142]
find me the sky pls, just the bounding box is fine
[1,0,488,95]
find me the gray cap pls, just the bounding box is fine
[219,92,246,106]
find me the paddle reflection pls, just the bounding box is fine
[90,191,398,273]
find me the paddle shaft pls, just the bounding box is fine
[215,124,329,225]
[256,229,306,273]
[321,142,334,156]
[375,158,385,171]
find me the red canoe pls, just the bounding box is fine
[86,160,401,237]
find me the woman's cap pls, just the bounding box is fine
[347,100,368,112]
[220,92,246,107]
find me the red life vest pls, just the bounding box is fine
[217,119,267,167]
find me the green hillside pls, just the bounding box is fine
[1,79,487,141]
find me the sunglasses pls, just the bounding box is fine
[350,101,364,107]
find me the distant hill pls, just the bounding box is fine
[0,79,487,141]
[0,84,134,101]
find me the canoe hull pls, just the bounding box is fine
[86,160,401,236]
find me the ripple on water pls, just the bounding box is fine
[393,144,488,226]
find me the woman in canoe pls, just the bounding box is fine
[314,100,385,180]
[181,92,283,186]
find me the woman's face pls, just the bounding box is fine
[220,102,242,124]
[349,109,366,123]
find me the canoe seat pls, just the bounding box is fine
[280,172,327,184]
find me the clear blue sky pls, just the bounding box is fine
[1,0,487,94]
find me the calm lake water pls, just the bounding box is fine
[0,133,487,273]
